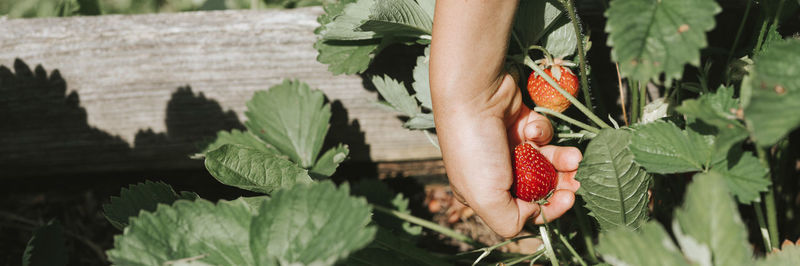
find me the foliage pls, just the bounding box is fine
[22,220,68,266]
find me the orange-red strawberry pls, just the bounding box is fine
[527,64,579,113]
[512,143,557,202]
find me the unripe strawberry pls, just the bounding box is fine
[512,143,558,202]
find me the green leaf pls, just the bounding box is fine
[320,0,377,40]
[372,75,420,116]
[200,129,278,155]
[412,46,432,109]
[204,144,312,194]
[22,220,68,266]
[315,39,380,75]
[629,120,712,173]
[709,148,770,204]
[245,79,331,168]
[358,0,433,38]
[575,129,651,231]
[674,171,753,265]
[605,0,721,83]
[403,113,435,129]
[596,222,687,266]
[417,0,435,20]
[352,180,421,235]
[310,143,350,177]
[757,243,800,266]
[676,86,749,154]
[316,0,358,29]
[744,39,800,147]
[103,181,195,230]
[251,181,376,265]
[108,199,258,265]
[513,0,576,58]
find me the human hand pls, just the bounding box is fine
[432,72,581,238]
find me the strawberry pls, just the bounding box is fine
[512,143,557,202]
[527,62,579,113]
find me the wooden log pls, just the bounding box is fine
[0,8,442,177]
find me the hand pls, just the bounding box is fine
[433,72,581,238]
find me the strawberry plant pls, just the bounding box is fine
[18,0,800,265]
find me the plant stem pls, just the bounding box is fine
[556,227,587,266]
[573,204,599,263]
[525,56,611,129]
[771,0,786,28]
[535,107,601,134]
[504,249,545,266]
[639,81,647,115]
[561,0,595,114]
[557,132,595,140]
[371,204,483,248]
[615,63,628,126]
[755,147,780,248]
[539,226,560,266]
[629,80,640,123]
[753,202,773,251]
[753,19,770,55]
[463,235,540,265]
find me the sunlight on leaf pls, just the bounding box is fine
[204,144,312,194]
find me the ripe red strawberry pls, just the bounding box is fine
[527,64,579,113]
[512,143,557,202]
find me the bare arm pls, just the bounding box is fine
[430,0,581,238]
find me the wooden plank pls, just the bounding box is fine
[0,8,442,177]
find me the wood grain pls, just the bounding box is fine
[0,8,442,177]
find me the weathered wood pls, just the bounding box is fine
[0,8,442,177]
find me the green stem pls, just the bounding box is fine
[755,147,780,248]
[535,107,601,134]
[528,45,554,64]
[525,56,611,129]
[556,227,587,266]
[629,80,640,123]
[771,0,786,28]
[539,226,560,266]
[462,235,540,265]
[557,132,596,140]
[753,202,773,251]
[504,249,545,266]
[561,0,595,114]
[371,204,483,248]
[639,81,647,116]
[753,19,770,54]
[573,205,599,263]
[724,0,752,84]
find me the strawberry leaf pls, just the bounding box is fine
[372,75,421,117]
[22,220,68,266]
[575,129,651,231]
[674,172,753,265]
[513,0,577,58]
[629,120,712,174]
[596,222,686,266]
[251,181,376,265]
[245,79,331,168]
[315,39,380,75]
[199,129,279,156]
[744,39,800,147]
[103,180,198,230]
[605,0,720,83]
[676,86,749,155]
[708,147,770,204]
[310,143,350,178]
[412,46,432,109]
[757,243,800,266]
[204,144,313,194]
[108,181,375,266]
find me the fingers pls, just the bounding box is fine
[524,111,553,145]
[533,189,575,224]
[538,145,582,172]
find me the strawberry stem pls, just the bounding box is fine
[371,204,483,248]
[555,224,588,266]
[534,107,600,134]
[462,235,541,265]
[538,214,560,266]
[560,0,595,114]
[525,56,611,129]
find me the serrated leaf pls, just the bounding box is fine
[757,243,800,266]
[107,199,258,265]
[514,0,576,58]
[640,98,669,124]
[596,222,686,266]
[677,86,749,154]
[245,79,331,168]
[372,75,420,116]
[201,129,278,155]
[251,181,376,265]
[575,129,651,231]
[316,0,358,30]
[359,0,433,38]
[320,0,377,40]
[675,172,752,265]
[709,148,770,204]
[605,0,721,83]
[744,39,800,147]
[412,46,432,109]
[103,181,195,230]
[629,120,712,173]
[22,220,68,266]
[315,39,380,75]
[403,113,435,129]
[310,143,350,177]
[204,144,312,194]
